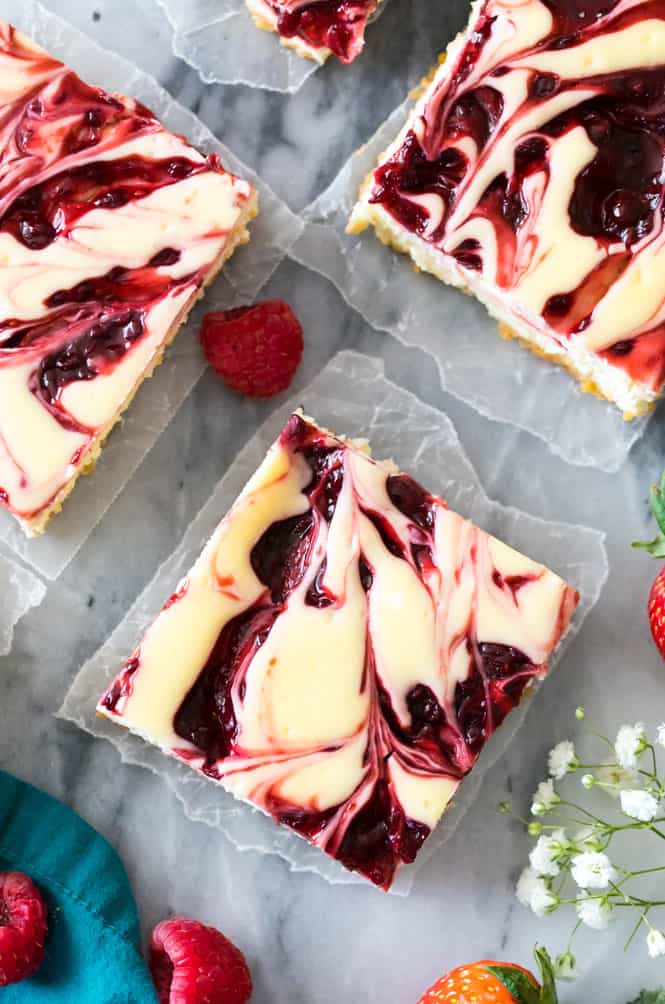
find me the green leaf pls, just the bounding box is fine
[653,474,665,537]
[633,472,665,554]
[626,992,665,1004]
[486,966,541,1004]
[534,948,559,1004]
[632,535,665,558]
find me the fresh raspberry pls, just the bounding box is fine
[200,299,303,398]
[0,871,48,987]
[150,917,252,1004]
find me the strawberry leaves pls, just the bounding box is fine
[633,471,665,558]
[487,949,559,1004]
[533,947,558,1003]
[486,966,540,1004]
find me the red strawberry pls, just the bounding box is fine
[200,299,303,399]
[0,871,48,987]
[416,948,558,1004]
[150,917,252,1004]
[633,471,665,659]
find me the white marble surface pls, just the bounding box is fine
[2,1,665,1001]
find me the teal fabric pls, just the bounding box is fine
[0,770,158,1003]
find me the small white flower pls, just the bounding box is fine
[531,779,560,816]
[657,724,665,749]
[554,950,577,981]
[576,897,613,931]
[549,740,578,780]
[596,761,639,797]
[581,773,595,789]
[647,928,665,959]
[615,723,647,770]
[620,789,659,822]
[530,829,568,877]
[571,851,617,890]
[516,867,558,917]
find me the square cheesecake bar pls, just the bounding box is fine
[98,412,578,889]
[246,0,384,64]
[350,0,665,417]
[0,21,257,535]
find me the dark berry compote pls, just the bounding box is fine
[256,0,381,63]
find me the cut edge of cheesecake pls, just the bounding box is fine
[245,0,332,64]
[347,15,661,421]
[19,191,259,538]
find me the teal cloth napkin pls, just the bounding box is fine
[0,770,158,1003]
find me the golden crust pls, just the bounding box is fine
[496,324,654,421]
[20,193,259,536]
[408,53,447,101]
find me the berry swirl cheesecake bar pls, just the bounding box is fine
[0,22,257,535]
[350,0,665,418]
[99,413,578,889]
[245,0,385,64]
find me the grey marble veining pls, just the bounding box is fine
[2,2,665,1002]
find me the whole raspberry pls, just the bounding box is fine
[200,299,303,398]
[150,917,252,1004]
[0,871,48,987]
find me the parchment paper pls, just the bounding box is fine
[154,0,387,93]
[60,350,608,896]
[0,551,46,658]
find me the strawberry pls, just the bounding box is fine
[200,299,303,399]
[0,871,48,987]
[149,916,252,1004]
[633,470,665,659]
[416,947,558,1004]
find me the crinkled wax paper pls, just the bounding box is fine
[154,0,387,93]
[0,0,302,581]
[292,100,656,472]
[0,551,46,658]
[155,0,317,93]
[60,350,608,896]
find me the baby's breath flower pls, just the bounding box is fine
[554,950,577,980]
[647,928,665,959]
[549,740,578,780]
[620,789,659,823]
[571,851,617,891]
[615,723,647,770]
[514,710,665,963]
[530,829,568,878]
[576,897,613,931]
[516,867,558,917]
[596,761,639,797]
[531,779,559,816]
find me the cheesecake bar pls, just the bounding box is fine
[350,0,665,418]
[0,22,257,536]
[246,0,384,64]
[98,413,578,889]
